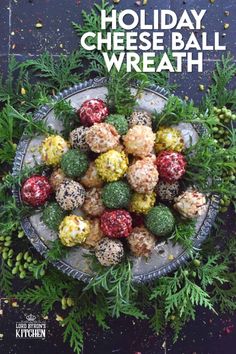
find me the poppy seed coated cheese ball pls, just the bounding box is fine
[78,98,109,127]
[174,189,207,219]
[61,149,89,178]
[105,114,128,135]
[40,135,69,166]
[127,158,159,194]
[128,226,156,257]
[128,111,152,128]
[69,127,89,151]
[102,181,132,209]
[145,205,175,237]
[95,237,124,266]
[56,180,85,210]
[59,215,90,247]
[85,123,120,153]
[82,188,105,217]
[123,125,155,158]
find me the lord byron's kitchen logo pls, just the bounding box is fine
[16,314,46,339]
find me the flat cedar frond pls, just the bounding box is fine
[201,53,236,110]
[62,310,84,354]
[23,51,83,91]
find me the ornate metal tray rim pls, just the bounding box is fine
[12,78,220,284]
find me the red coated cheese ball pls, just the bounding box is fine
[78,99,109,127]
[100,210,132,238]
[21,175,52,207]
[155,151,186,183]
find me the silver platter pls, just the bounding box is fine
[13,78,219,283]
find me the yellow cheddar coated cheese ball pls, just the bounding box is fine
[59,215,90,247]
[95,149,128,182]
[155,127,184,153]
[40,135,69,166]
[129,192,156,214]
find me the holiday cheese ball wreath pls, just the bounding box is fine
[20,98,208,267]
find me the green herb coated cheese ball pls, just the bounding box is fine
[105,114,128,135]
[102,181,132,209]
[145,204,175,237]
[42,202,65,231]
[61,149,89,178]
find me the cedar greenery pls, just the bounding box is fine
[0,2,236,354]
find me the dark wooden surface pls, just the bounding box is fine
[0,1,236,353]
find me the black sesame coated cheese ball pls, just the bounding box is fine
[95,237,124,266]
[55,179,86,210]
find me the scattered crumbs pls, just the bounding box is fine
[199,84,205,91]
[224,23,230,30]
[21,87,26,95]
[11,301,19,308]
[168,254,174,260]
[224,11,230,16]
[35,20,43,29]
[0,333,3,340]
[0,309,3,316]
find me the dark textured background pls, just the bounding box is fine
[0,1,236,353]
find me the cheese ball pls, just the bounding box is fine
[123,125,155,158]
[61,149,89,178]
[105,114,128,136]
[82,188,105,217]
[49,168,66,191]
[127,158,159,193]
[129,192,156,214]
[42,202,65,231]
[40,135,69,166]
[95,237,124,266]
[156,180,180,202]
[174,189,207,219]
[100,210,132,238]
[155,126,185,153]
[56,180,85,210]
[21,175,52,207]
[82,218,104,248]
[95,150,128,182]
[128,226,156,257]
[102,181,132,209]
[145,205,175,237]
[80,161,103,188]
[128,111,152,128]
[85,123,120,153]
[155,151,186,183]
[59,215,90,247]
[69,127,89,151]
[78,98,109,127]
